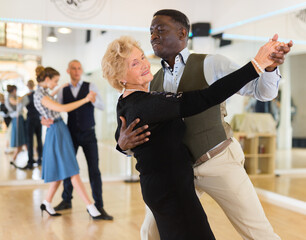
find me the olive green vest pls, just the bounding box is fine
[150,54,232,162]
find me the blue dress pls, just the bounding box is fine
[6,95,27,147]
[11,115,27,147]
[34,86,79,183]
[41,118,79,182]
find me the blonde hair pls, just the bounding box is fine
[102,36,143,91]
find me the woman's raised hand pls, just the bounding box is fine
[253,40,283,71]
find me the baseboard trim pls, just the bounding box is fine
[256,187,306,215]
[275,168,306,175]
[0,175,136,186]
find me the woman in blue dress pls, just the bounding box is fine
[34,66,104,219]
[5,85,28,163]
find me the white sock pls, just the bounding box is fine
[43,200,56,214]
[87,204,101,217]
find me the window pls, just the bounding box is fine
[2,22,42,50]
[23,24,42,50]
[0,22,6,46]
[6,22,23,48]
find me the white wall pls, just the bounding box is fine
[210,0,306,31]
[41,28,79,82]
[2,0,304,32]
[290,53,306,138]
[0,0,212,29]
[74,30,152,73]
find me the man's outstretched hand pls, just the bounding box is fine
[266,33,293,71]
[118,117,150,151]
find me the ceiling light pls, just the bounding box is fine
[58,27,72,34]
[46,27,58,42]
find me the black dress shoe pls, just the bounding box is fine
[97,207,113,220]
[87,210,105,220]
[10,161,17,168]
[37,159,42,166]
[40,204,61,217]
[20,163,34,170]
[54,200,72,211]
[10,161,27,170]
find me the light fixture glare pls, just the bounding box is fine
[58,27,72,34]
[46,27,58,42]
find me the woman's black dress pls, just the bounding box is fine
[115,62,258,240]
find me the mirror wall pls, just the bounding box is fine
[1,7,306,185]
[0,24,157,184]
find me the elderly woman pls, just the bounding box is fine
[102,36,279,240]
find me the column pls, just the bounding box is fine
[277,57,292,168]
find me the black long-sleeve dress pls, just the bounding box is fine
[0,103,12,127]
[115,62,259,240]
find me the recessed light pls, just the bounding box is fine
[58,27,72,34]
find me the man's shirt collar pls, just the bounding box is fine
[69,80,83,88]
[160,47,190,71]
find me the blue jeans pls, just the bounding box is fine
[62,127,103,208]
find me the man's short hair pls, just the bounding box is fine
[153,9,190,33]
[27,80,35,88]
[68,59,81,68]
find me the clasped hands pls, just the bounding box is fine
[265,34,293,71]
[41,91,97,128]
[86,90,97,103]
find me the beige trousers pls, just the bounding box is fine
[140,137,280,240]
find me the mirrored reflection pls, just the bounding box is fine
[32,167,41,181]
[0,22,42,50]
[0,22,148,184]
[1,9,306,186]
[15,168,27,180]
[14,150,28,168]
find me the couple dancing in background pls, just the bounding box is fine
[105,9,292,240]
[35,62,112,220]
[5,85,28,163]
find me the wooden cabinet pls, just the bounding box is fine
[233,132,276,177]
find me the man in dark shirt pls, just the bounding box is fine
[53,60,113,220]
[25,80,43,169]
[0,93,12,128]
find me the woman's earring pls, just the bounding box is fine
[122,82,126,86]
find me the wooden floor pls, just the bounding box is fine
[0,181,306,240]
[1,131,306,239]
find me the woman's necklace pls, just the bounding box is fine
[124,88,143,92]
